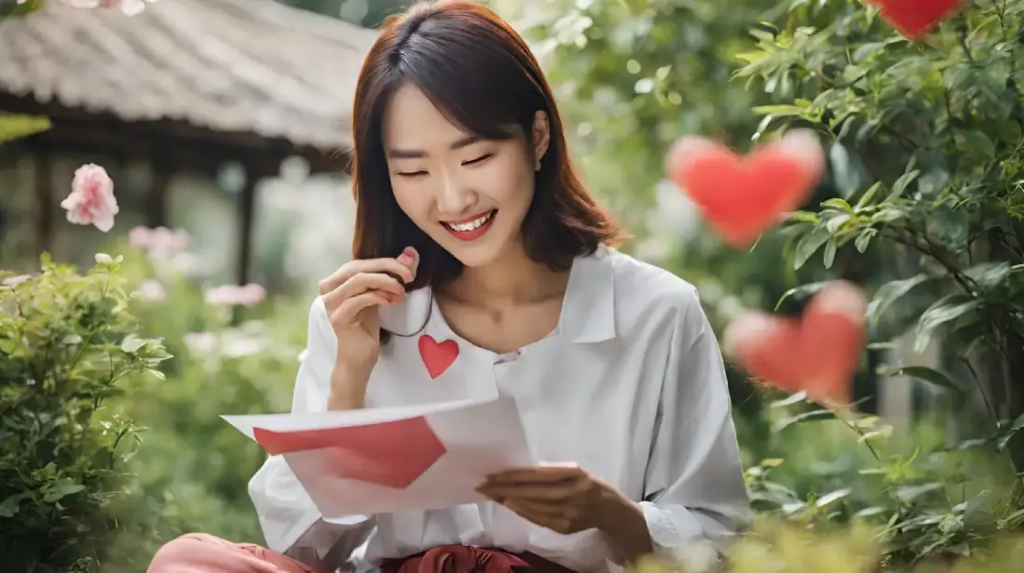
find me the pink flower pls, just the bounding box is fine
[129,225,190,252]
[204,284,266,307]
[128,226,152,248]
[61,164,118,232]
[136,279,166,302]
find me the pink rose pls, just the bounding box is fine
[61,164,118,232]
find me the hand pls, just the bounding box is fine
[477,463,626,534]
[477,463,652,562]
[318,247,418,407]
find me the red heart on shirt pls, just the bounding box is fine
[419,335,459,379]
[867,0,961,40]
[723,281,867,407]
[666,130,825,249]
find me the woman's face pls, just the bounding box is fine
[382,83,549,269]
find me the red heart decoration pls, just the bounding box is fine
[666,130,825,249]
[723,281,867,407]
[867,0,961,40]
[418,335,459,379]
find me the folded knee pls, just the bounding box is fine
[148,533,226,572]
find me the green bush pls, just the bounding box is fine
[732,0,1024,468]
[0,255,169,573]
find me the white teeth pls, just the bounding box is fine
[445,211,494,232]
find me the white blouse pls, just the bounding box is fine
[248,245,750,573]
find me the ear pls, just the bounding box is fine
[531,111,550,170]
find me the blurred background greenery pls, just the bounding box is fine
[3,0,1024,571]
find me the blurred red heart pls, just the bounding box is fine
[666,130,824,249]
[723,281,867,407]
[868,0,961,39]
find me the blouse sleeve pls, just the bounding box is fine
[248,296,376,566]
[639,286,751,563]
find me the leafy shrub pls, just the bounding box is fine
[0,255,169,573]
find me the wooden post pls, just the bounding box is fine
[33,144,53,256]
[147,159,172,228]
[235,165,257,287]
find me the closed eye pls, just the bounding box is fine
[396,170,428,178]
[462,154,493,166]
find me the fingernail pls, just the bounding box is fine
[397,253,412,265]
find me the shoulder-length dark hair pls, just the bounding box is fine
[349,0,623,292]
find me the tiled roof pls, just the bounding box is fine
[0,0,376,150]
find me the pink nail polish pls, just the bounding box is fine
[397,253,412,265]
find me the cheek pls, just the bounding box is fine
[391,179,432,222]
[479,155,534,204]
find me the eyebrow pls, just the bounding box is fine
[386,134,483,160]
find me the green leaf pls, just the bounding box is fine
[815,488,852,507]
[821,198,854,214]
[0,493,29,518]
[867,274,930,323]
[822,238,837,268]
[786,211,820,224]
[964,262,1011,288]
[996,413,1024,452]
[896,482,944,503]
[914,295,981,353]
[825,213,851,233]
[854,181,884,210]
[886,170,920,201]
[775,282,828,310]
[772,409,837,431]
[855,228,877,253]
[770,391,809,408]
[793,225,831,270]
[120,335,146,354]
[0,114,51,144]
[876,365,964,394]
[955,130,996,158]
[42,479,86,503]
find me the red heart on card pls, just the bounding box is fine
[723,281,867,407]
[666,130,825,249]
[868,0,962,40]
[419,335,458,379]
[253,416,446,489]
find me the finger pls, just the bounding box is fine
[332,291,392,327]
[396,246,420,278]
[501,500,573,534]
[478,480,588,503]
[484,464,585,485]
[323,272,405,312]
[319,258,415,294]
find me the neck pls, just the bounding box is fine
[445,240,568,307]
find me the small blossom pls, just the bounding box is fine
[2,275,32,287]
[61,164,118,232]
[60,0,157,16]
[203,284,267,307]
[128,226,152,249]
[136,279,166,302]
[183,332,217,354]
[94,253,114,264]
[129,225,190,252]
[151,226,190,252]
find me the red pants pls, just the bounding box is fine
[147,533,331,573]
[148,533,574,573]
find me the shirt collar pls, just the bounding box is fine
[558,244,617,343]
[378,244,617,344]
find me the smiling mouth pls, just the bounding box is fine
[440,209,497,241]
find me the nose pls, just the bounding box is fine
[436,170,475,216]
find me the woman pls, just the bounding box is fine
[148,1,749,572]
